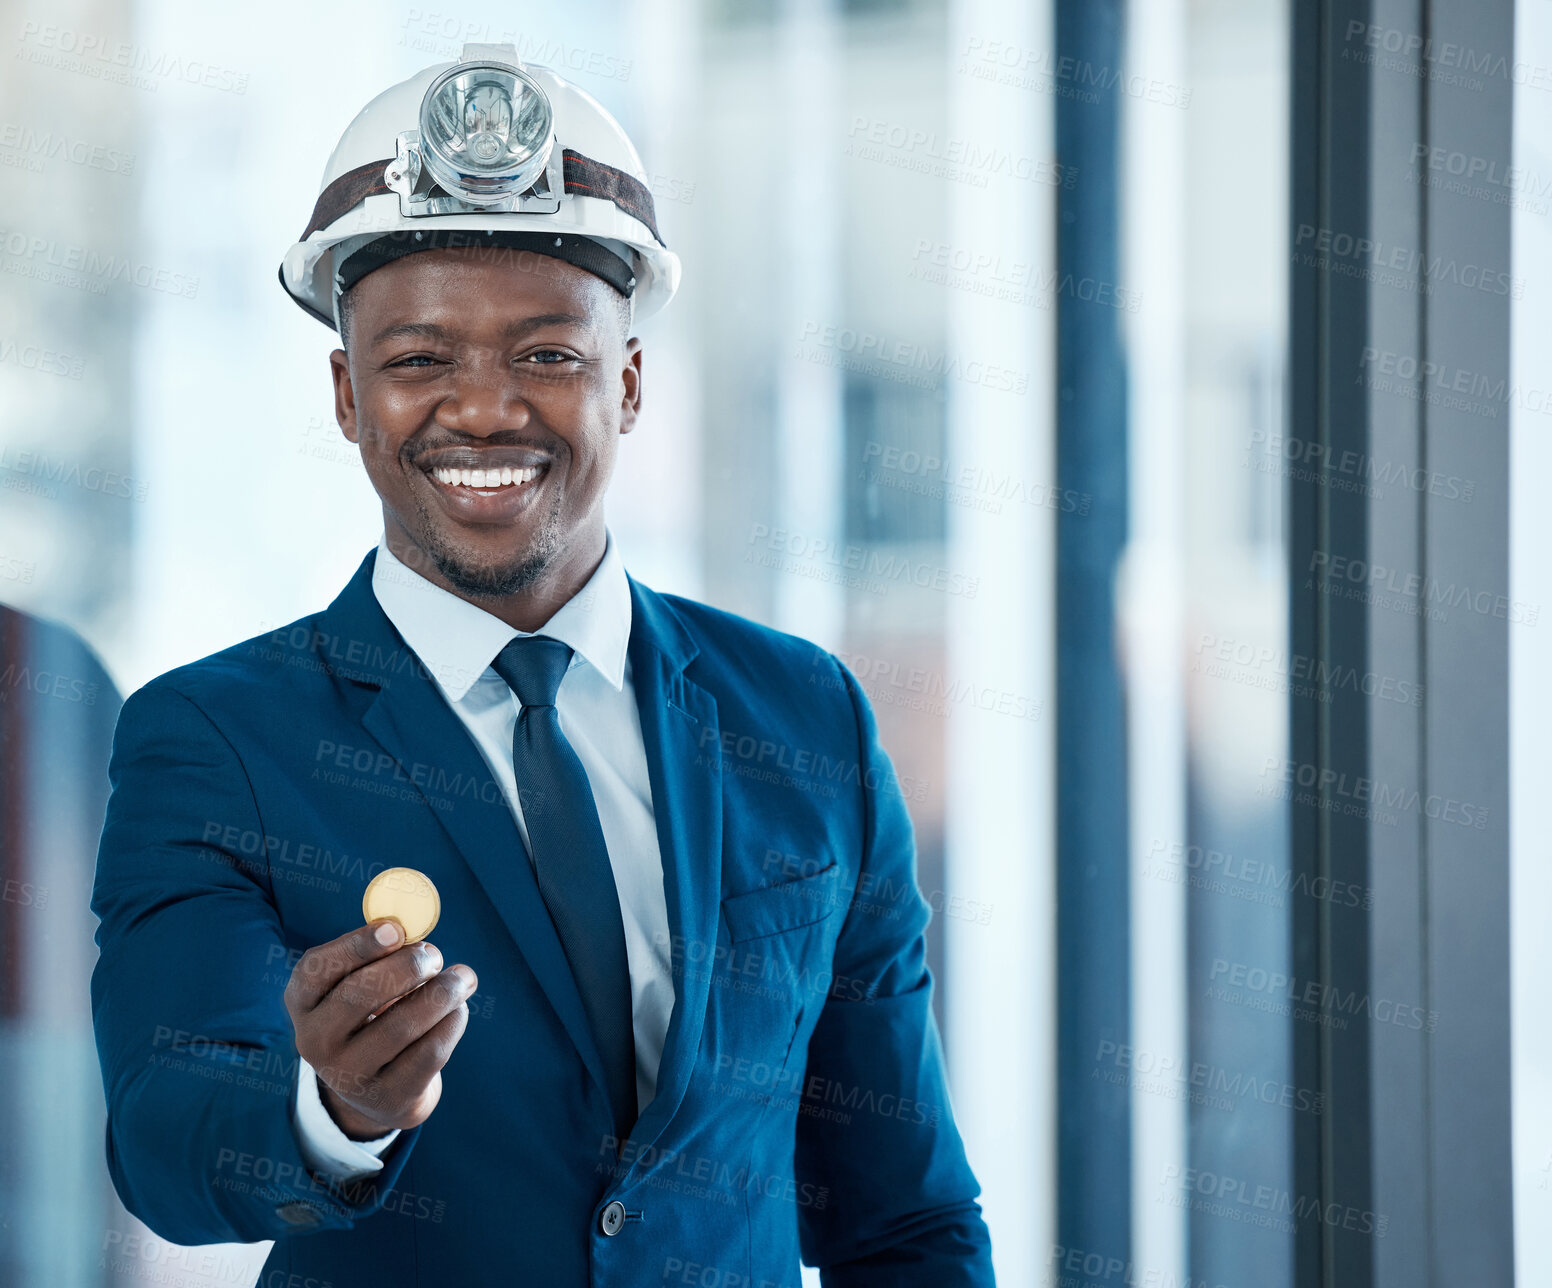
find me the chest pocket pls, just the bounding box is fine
[720,860,844,943]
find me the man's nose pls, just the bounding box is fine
[435,369,533,435]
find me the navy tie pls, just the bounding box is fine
[491,635,637,1141]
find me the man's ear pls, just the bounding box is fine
[619,337,644,436]
[330,349,359,443]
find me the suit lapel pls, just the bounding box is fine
[319,553,614,1111]
[622,576,723,1155]
[315,554,725,1154]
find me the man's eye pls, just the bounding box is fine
[390,354,440,368]
[523,349,573,365]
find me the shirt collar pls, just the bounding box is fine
[370,528,632,702]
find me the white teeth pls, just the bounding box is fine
[431,464,543,489]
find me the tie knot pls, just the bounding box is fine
[491,635,574,709]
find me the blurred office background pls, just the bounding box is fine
[0,0,1540,1284]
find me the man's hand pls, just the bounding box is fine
[283,920,477,1140]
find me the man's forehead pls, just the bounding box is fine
[349,247,619,332]
[358,244,602,297]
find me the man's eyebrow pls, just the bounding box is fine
[504,313,591,337]
[369,321,450,348]
[368,314,592,348]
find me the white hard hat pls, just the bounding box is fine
[279,43,680,331]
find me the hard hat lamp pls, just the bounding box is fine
[415,59,555,206]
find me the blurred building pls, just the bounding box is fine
[0,606,121,1285]
[13,1,1537,1287]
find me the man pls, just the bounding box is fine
[91,45,994,1286]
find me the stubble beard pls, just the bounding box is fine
[409,480,568,600]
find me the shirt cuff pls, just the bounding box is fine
[292,1056,400,1182]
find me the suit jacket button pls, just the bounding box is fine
[599,1200,627,1236]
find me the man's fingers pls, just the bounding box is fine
[377,992,473,1091]
[310,941,445,1041]
[284,929,477,1135]
[283,920,405,1015]
[350,965,476,1074]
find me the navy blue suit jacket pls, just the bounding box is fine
[91,550,994,1286]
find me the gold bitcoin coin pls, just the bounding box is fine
[362,867,441,944]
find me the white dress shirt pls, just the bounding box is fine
[293,528,674,1181]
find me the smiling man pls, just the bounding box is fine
[333,240,639,626]
[90,45,995,1288]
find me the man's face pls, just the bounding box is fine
[329,245,641,611]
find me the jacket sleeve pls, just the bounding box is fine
[794,658,996,1286]
[90,679,421,1245]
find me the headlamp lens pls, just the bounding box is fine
[419,63,554,205]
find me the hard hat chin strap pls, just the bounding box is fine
[301,148,664,247]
